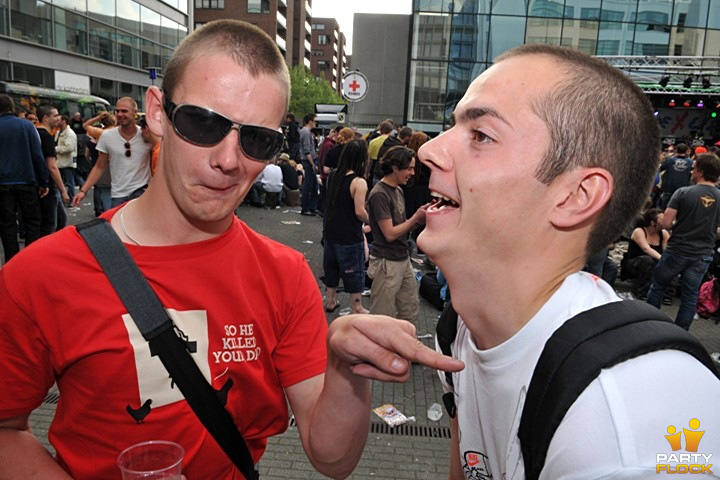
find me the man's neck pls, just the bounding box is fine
[37,123,51,131]
[119,124,137,138]
[381,176,399,188]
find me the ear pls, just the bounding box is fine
[144,86,165,139]
[550,168,613,229]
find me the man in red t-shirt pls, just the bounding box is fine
[0,20,461,480]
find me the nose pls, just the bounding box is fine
[418,130,452,172]
[209,129,243,173]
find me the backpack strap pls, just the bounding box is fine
[436,300,458,418]
[518,300,720,480]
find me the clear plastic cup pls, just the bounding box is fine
[117,440,184,480]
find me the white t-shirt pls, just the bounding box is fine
[441,271,720,480]
[97,127,151,198]
[260,164,284,193]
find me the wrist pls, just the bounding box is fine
[79,189,86,195]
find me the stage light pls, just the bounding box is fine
[698,99,705,108]
[684,76,693,88]
[683,100,691,107]
[659,76,670,87]
[702,77,712,89]
[712,112,718,118]
[669,99,676,107]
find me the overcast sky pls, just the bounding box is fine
[312,0,412,55]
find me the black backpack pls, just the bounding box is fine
[437,299,720,480]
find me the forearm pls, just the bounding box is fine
[0,428,71,479]
[382,217,419,243]
[48,164,65,193]
[305,357,371,478]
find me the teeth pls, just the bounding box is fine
[430,191,455,203]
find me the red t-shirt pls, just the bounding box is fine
[0,213,327,479]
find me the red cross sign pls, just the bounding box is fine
[342,71,368,103]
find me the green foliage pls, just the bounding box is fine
[288,65,344,118]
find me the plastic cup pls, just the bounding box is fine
[117,440,184,480]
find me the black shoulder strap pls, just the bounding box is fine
[518,300,720,480]
[76,219,259,480]
[436,300,458,418]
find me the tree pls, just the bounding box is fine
[288,65,344,118]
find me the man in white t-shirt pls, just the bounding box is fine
[417,44,720,479]
[72,97,151,208]
[249,158,283,206]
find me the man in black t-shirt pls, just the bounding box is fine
[648,152,720,330]
[366,146,427,322]
[278,153,299,191]
[285,113,301,161]
[35,104,68,236]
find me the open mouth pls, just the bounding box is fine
[428,191,459,211]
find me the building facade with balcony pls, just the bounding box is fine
[0,0,189,109]
[310,17,347,94]
[195,0,312,71]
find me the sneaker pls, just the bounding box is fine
[662,296,673,306]
[300,211,314,216]
[361,289,371,297]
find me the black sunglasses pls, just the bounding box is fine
[124,141,131,157]
[162,93,285,162]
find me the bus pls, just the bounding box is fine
[0,81,110,119]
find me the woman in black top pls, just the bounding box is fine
[322,140,370,314]
[621,208,670,299]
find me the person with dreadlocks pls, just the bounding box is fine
[322,139,371,314]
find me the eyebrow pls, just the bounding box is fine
[454,106,511,128]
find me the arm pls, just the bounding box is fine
[376,204,428,243]
[350,178,369,224]
[630,228,662,261]
[0,415,72,479]
[657,208,677,230]
[29,128,50,188]
[72,152,108,207]
[287,315,464,479]
[47,157,69,203]
[449,417,464,480]
[662,230,670,250]
[83,112,107,131]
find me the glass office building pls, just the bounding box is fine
[408,0,720,133]
[0,0,188,108]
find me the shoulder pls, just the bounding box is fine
[236,220,306,266]
[547,350,720,477]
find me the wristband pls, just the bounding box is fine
[79,189,86,195]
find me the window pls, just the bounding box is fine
[247,0,269,13]
[318,34,330,45]
[317,60,329,71]
[312,49,324,57]
[89,19,116,62]
[195,0,224,8]
[54,7,88,55]
[312,23,325,30]
[10,0,52,47]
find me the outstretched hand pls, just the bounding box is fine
[327,314,464,382]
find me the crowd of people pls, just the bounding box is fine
[0,94,161,265]
[1,18,719,480]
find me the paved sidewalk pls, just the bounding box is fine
[14,199,720,479]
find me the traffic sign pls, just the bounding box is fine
[342,71,369,103]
